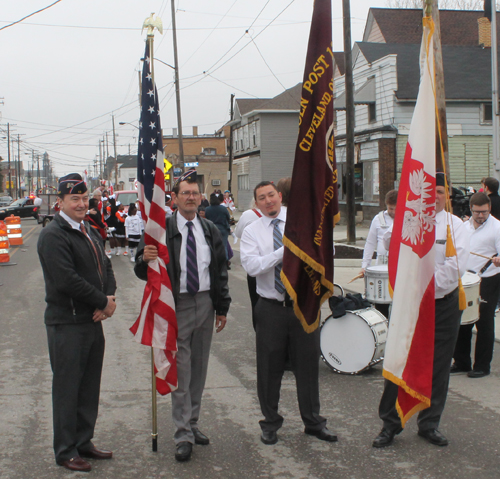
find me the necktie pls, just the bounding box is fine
[186,221,199,295]
[271,218,286,294]
[80,223,103,277]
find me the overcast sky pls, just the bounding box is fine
[0,0,390,178]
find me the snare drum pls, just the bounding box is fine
[365,264,391,304]
[460,272,481,325]
[320,308,388,374]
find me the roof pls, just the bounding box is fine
[235,83,301,117]
[116,155,137,168]
[332,52,345,76]
[363,8,500,46]
[356,42,499,100]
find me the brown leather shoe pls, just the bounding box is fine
[79,445,113,460]
[58,456,92,472]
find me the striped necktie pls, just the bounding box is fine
[271,218,286,294]
[186,221,199,295]
[80,223,103,277]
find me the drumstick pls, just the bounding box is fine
[348,273,364,284]
[471,252,495,261]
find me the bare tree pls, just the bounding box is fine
[386,0,495,9]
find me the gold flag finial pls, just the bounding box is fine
[142,13,163,36]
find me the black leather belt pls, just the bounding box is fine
[260,296,293,308]
[436,288,458,302]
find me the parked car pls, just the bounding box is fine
[114,190,138,212]
[0,196,13,207]
[0,196,40,220]
[36,193,59,227]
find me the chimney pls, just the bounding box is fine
[173,128,178,137]
[478,17,492,48]
[193,126,198,136]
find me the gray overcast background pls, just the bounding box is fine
[0,0,387,177]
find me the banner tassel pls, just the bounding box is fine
[445,224,456,257]
[458,278,467,311]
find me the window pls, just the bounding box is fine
[368,103,376,123]
[203,148,216,155]
[238,174,250,190]
[252,122,257,147]
[362,161,379,202]
[212,179,221,186]
[481,103,493,124]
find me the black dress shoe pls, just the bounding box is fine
[261,430,278,445]
[175,442,193,462]
[372,427,403,448]
[192,427,210,445]
[304,427,338,442]
[467,369,490,378]
[418,429,448,446]
[58,456,92,472]
[79,445,113,459]
[450,363,471,374]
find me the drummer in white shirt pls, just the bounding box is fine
[452,192,500,378]
[359,190,398,317]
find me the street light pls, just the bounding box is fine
[119,122,139,129]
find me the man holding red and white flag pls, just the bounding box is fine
[372,16,470,448]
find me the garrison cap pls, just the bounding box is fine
[58,173,87,197]
[175,169,197,186]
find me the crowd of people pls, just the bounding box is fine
[36,171,500,472]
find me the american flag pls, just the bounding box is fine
[129,40,178,395]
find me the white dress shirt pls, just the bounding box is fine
[382,209,470,299]
[177,212,211,293]
[464,215,500,278]
[362,210,394,269]
[240,206,287,301]
[234,208,262,238]
[60,210,84,231]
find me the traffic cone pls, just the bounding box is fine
[5,215,23,246]
[0,221,11,263]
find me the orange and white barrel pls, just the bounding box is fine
[5,215,23,246]
[0,220,10,263]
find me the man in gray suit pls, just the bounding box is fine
[135,171,230,462]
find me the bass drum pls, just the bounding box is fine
[320,308,388,375]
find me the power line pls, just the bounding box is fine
[0,0,64,31]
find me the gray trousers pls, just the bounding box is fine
[172,291,214,444]
[379,289,462,432]
[46,322,105,463]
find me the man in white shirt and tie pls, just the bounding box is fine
[135,171,231,462]
[240,181,336,446]
[452,192,500,378]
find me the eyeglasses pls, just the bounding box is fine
[471,209,489,215]
[178,191,200,197]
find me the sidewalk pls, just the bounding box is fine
[231,216,500,342]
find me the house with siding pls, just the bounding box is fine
[333,8,499,221]
[230,84,301,210]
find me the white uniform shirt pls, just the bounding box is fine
[177,212,211,293]
[362,210,394,269]
[464,215,500,278]
[382,209,470,299]
[125,215,142,236]
[60,211,84,231]
[234,208,262,238]
[240,207,287,301]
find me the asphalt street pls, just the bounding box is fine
[0,218,499,479]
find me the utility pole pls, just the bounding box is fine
[112,114,119,190]
[490,0,499,178]
[17,134,22,198]
[228,93,234,192]
[7,123,11,198]
[171,0,185,169]
[99,139,103,181]
[343,0,356,244]
[36,154,40,194]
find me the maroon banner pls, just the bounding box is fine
[282,0,339,333]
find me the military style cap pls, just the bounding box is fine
[58,173,87,196]
[436,172,448,187]
[175,169,197,186]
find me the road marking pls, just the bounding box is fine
[8,226,37,259]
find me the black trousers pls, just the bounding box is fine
[255,297,326,433]
[378,289,461,432]
[454,273,500,372]
[247,274,259,331]
[46,322,105,463]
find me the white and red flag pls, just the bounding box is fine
[385,17,437,425]
[129,40,177,395]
